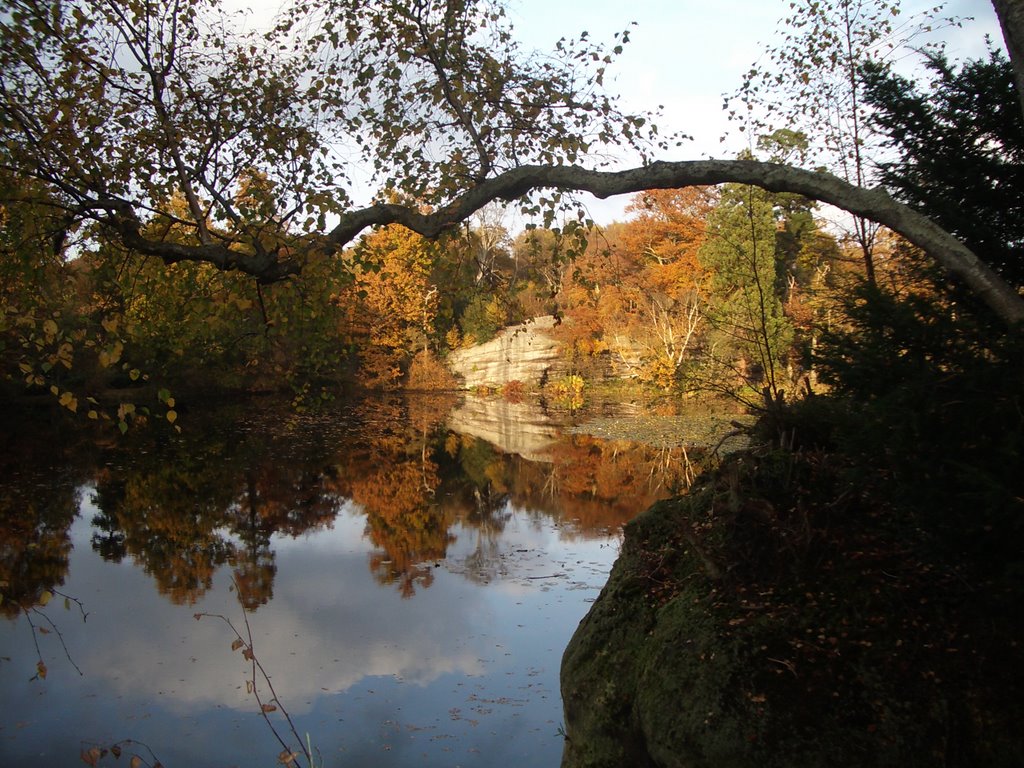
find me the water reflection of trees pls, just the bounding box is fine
[442,431,697,536]
[90,462,237,604]
[0,411,89,617]
[0,480,80,618]
[354,458,455,598]
[2,395,707,609]
[87,406,346,606]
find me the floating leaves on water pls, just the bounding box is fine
[130,756,143,768]
[80,746,101,766]
[166,410,177,424]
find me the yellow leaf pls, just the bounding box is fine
[59,391,78,413]
[130,756,143,768]
[129,368,141,381]
[99,341,123,368]
[43,318,58,338]
[166,410,177,424]
[88,410,99,420]
[58,342,73,368]
[39,590,53,606]
[36,660,47,680]
[165,397,175,408]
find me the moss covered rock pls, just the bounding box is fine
[560,449,1024,768]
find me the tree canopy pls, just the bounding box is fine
[1,0,1023,326]
[862,47,1024,287]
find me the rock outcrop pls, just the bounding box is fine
[560,451,1023,768]
[447,316,565,389]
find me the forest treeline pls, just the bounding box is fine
[0,125,969,420]
[0,2,1021,433]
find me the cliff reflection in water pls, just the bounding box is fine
[1,394,698,614]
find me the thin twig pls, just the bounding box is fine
[20,606,45,678]
[194,575,317,767]
[31,607,84,676]
[52,588,89,622]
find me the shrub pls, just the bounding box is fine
[501,379,525,403]
[405,349,457,391]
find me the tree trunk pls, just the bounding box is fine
[993,0,1024,127]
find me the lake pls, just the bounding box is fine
[0,393,717,767]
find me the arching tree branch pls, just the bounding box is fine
[321,160,1024,326]
[100,158,1024,323]
[80,149,1021,323]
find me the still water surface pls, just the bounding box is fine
[0,394,701,767]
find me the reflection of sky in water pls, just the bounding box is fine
[0,489,621,767]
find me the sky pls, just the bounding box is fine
[225,0,1004,224]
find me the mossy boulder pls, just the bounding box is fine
[560,449,1024,768]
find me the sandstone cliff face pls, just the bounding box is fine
[447,315,565,389]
